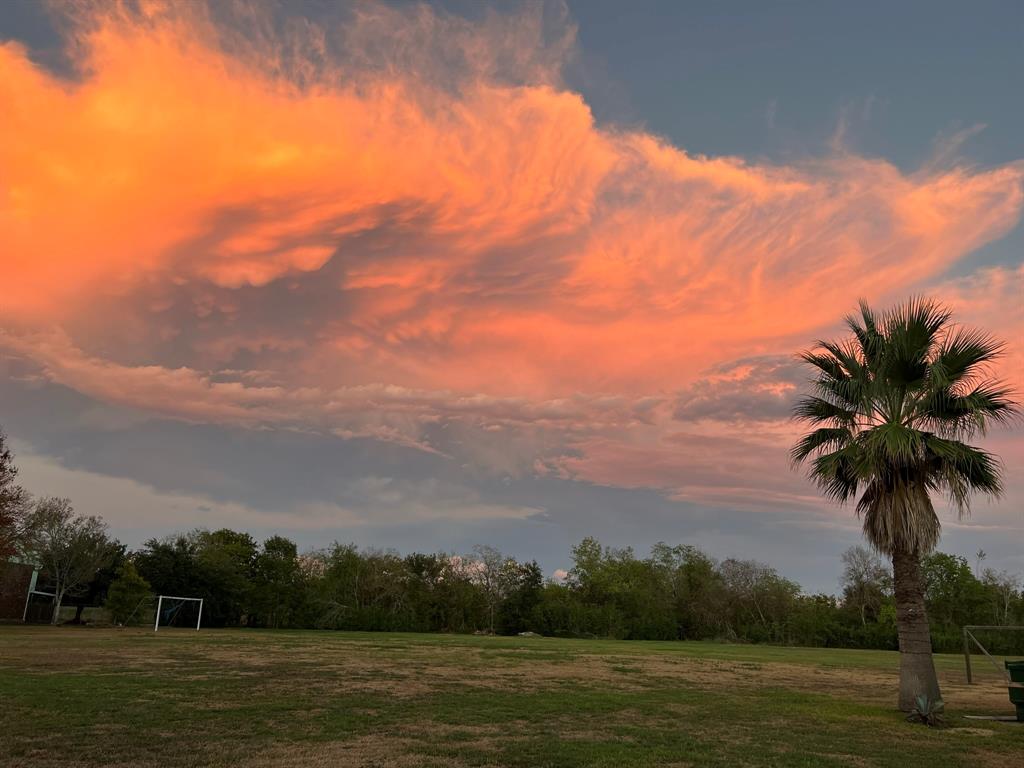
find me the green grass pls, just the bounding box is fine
[0,626,1020,767]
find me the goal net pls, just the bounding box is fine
[153,595,204,632]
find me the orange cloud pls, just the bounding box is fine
[1,1,1022,508]
[556,265,1024,512]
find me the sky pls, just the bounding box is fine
[1,0,1022,593]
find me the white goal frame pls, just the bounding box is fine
[153,595,204,632]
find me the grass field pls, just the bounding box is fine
[1,626,1021,767]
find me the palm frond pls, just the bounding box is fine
[790,427,855,464]
[818,339,867,381]
[799,350,847,381]
[883,296,951,348]
[859,422,923,464]
[846,298,885,368]
[917,383,1020,438]
[924,435,1004,516]
[880,297,951,387]
[809,444,866,503]
[930,327,1004,389]
[792,396,858,427]
[813,377,867,413]
[801,343,871,413]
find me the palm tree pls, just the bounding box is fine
[791,298,1017,711]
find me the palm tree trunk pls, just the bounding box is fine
[892,548,941,711]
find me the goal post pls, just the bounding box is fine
[963,625,1024,684]
[153,595,204,632]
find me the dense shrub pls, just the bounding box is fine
[104,562,152,625]
[117,530,1023,653]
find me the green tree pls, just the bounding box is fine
[497,559,543,634]
[921,553,985,629]
[24,498,119,624]
[135,529,256,627]
[105,561,152,625]
[316,543,363,629]
[194,529,258,625]
[567,538,631,637]
[436,553,488,633]
[649,542,725,639]
[791,298,1016,710]
[68,542,127,624]
[981,569,1022,627]
[472,545,515,634]
[839,545,890,627]
[718,558,800,642]
[403,552,446,631]
[135,534,202,601]
[0,428,28,559]
[251,536,302,628]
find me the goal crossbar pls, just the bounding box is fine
[962,625,1024,685]
[154,594,204,632]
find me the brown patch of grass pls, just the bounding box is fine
[968,750,1024,768]
[249,734,429,768]
[948,727,995,737]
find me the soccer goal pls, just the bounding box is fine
[153,595,204,632]
[963,625,1024,684]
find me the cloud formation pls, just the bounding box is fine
[1,1,1022,518]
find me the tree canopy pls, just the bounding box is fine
[0,430,28,559]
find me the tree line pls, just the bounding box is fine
[2,431,1020,652]
[5,456,1024,653]
[123,531,1023,653]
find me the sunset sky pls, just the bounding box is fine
[1,0,1021,591]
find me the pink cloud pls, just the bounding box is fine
[1,1,1021,513]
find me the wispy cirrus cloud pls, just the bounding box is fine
[1,0,1022,519]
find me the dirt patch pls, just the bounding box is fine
[249,723,524,768]
[565,652,1015,716]
[948,727,995,737]
[250,734,429,768]
[968,751,1024,768]
[823,755,872,768]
